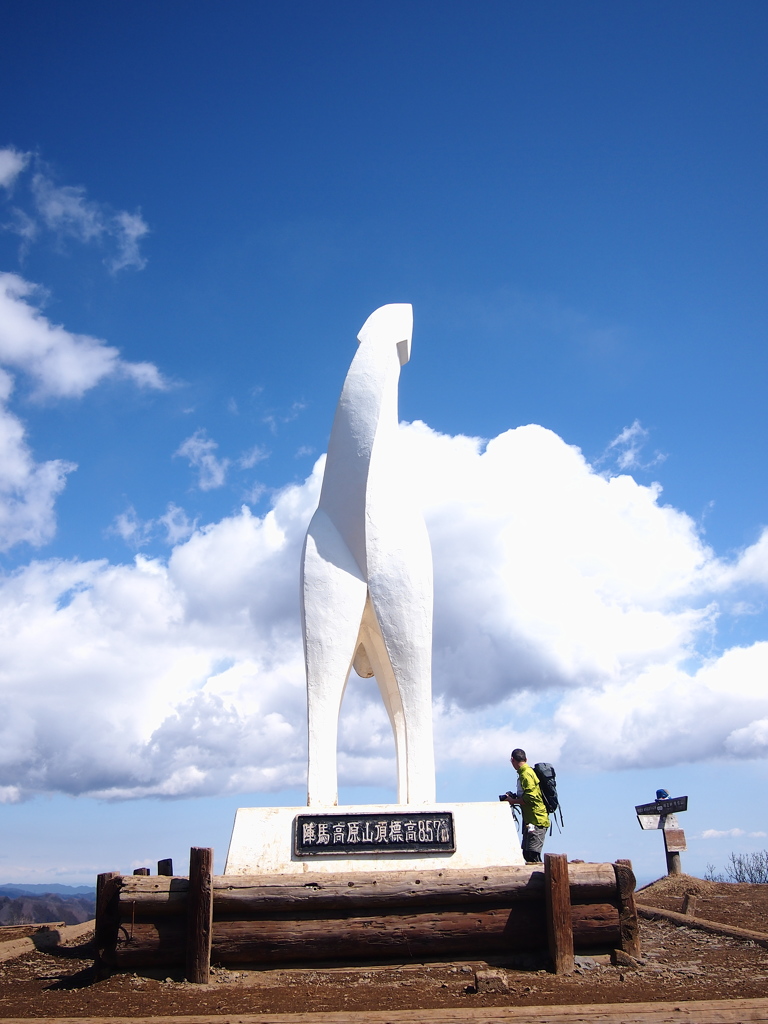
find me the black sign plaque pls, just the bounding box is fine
[294,811,455,857]
[635,795,688,816]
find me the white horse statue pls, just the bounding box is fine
[301,303,436,807]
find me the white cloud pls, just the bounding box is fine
[0,148,30,190]
[110,506,154,549]
[0,150,149,272]
[403,422,714,711]
[725,715,768,758]
[698,828,765,839]
[3,206,37,246]
[110,209,149,272]
[0,275,166,551]
[1,421,767,801]
[552,641,768,770]
[243,482,267,505]
[714,528,768,589]
[110,503,197,549]
[262,400,307,436]
[239,444,268,469]
[601,419,666,471]
[32,174,105,242]
[0,368,75,551]
[0,273,166,399]
[158,503,197,545]
[175,430,230,490]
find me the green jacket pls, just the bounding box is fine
[516,763,550,828]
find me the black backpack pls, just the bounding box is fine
[534,762,563,830]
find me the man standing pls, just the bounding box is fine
[505,748,549,863]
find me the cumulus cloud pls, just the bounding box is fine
[0,495,316,799]
[0,273,165,398]
[0,274,165,551]
[0,384,75,551]
[0,149,149,271]
[713,528,768,590]
[725,715,768,758]
[1,421,768,801]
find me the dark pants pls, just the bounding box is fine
[522,823,546,863]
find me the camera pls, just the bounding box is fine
[499,791,515,802]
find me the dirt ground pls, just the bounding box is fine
[1,875,767,1018]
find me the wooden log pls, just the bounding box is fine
[637,903,768,949]
[157,858,173,876]
[545,853,574,975]
[573,902,623,948]
[186,847,213,984]
[614,859,641,959]
[105,901,620,969]
[94,871,121,978]
[566,861,621,904]
[116,863,619,917]
[26,997,768,1024]
[106,917,186,967]
[95,871,120,955]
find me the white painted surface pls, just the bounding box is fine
[637,812,681,830]
[224,802,524,875]
[301,303,435,806]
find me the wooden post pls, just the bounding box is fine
[158,858,173,876]
[666,852,682,874]
[544,853,573,974]
[133,867,150,875]
[94,871,120,978]
[663,827,684,876]
[662,822,685,876]
[186,847,214,983]
[682,892,697,916]
[614,858,641,958]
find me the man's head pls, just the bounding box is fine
[510,748,527,767]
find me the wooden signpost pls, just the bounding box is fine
[635,795,688,875]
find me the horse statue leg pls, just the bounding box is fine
[302,508,367,807]
[355,598,409,802]
[367,540,435,805]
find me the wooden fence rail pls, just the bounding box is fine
[95,852,639,982]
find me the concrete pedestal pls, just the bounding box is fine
[224,801,524,875]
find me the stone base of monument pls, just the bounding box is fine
[224,801,524,875]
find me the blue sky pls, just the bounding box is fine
[1,1,767,886]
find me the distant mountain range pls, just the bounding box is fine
[0,884,96,926]
[0,883,96,898]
